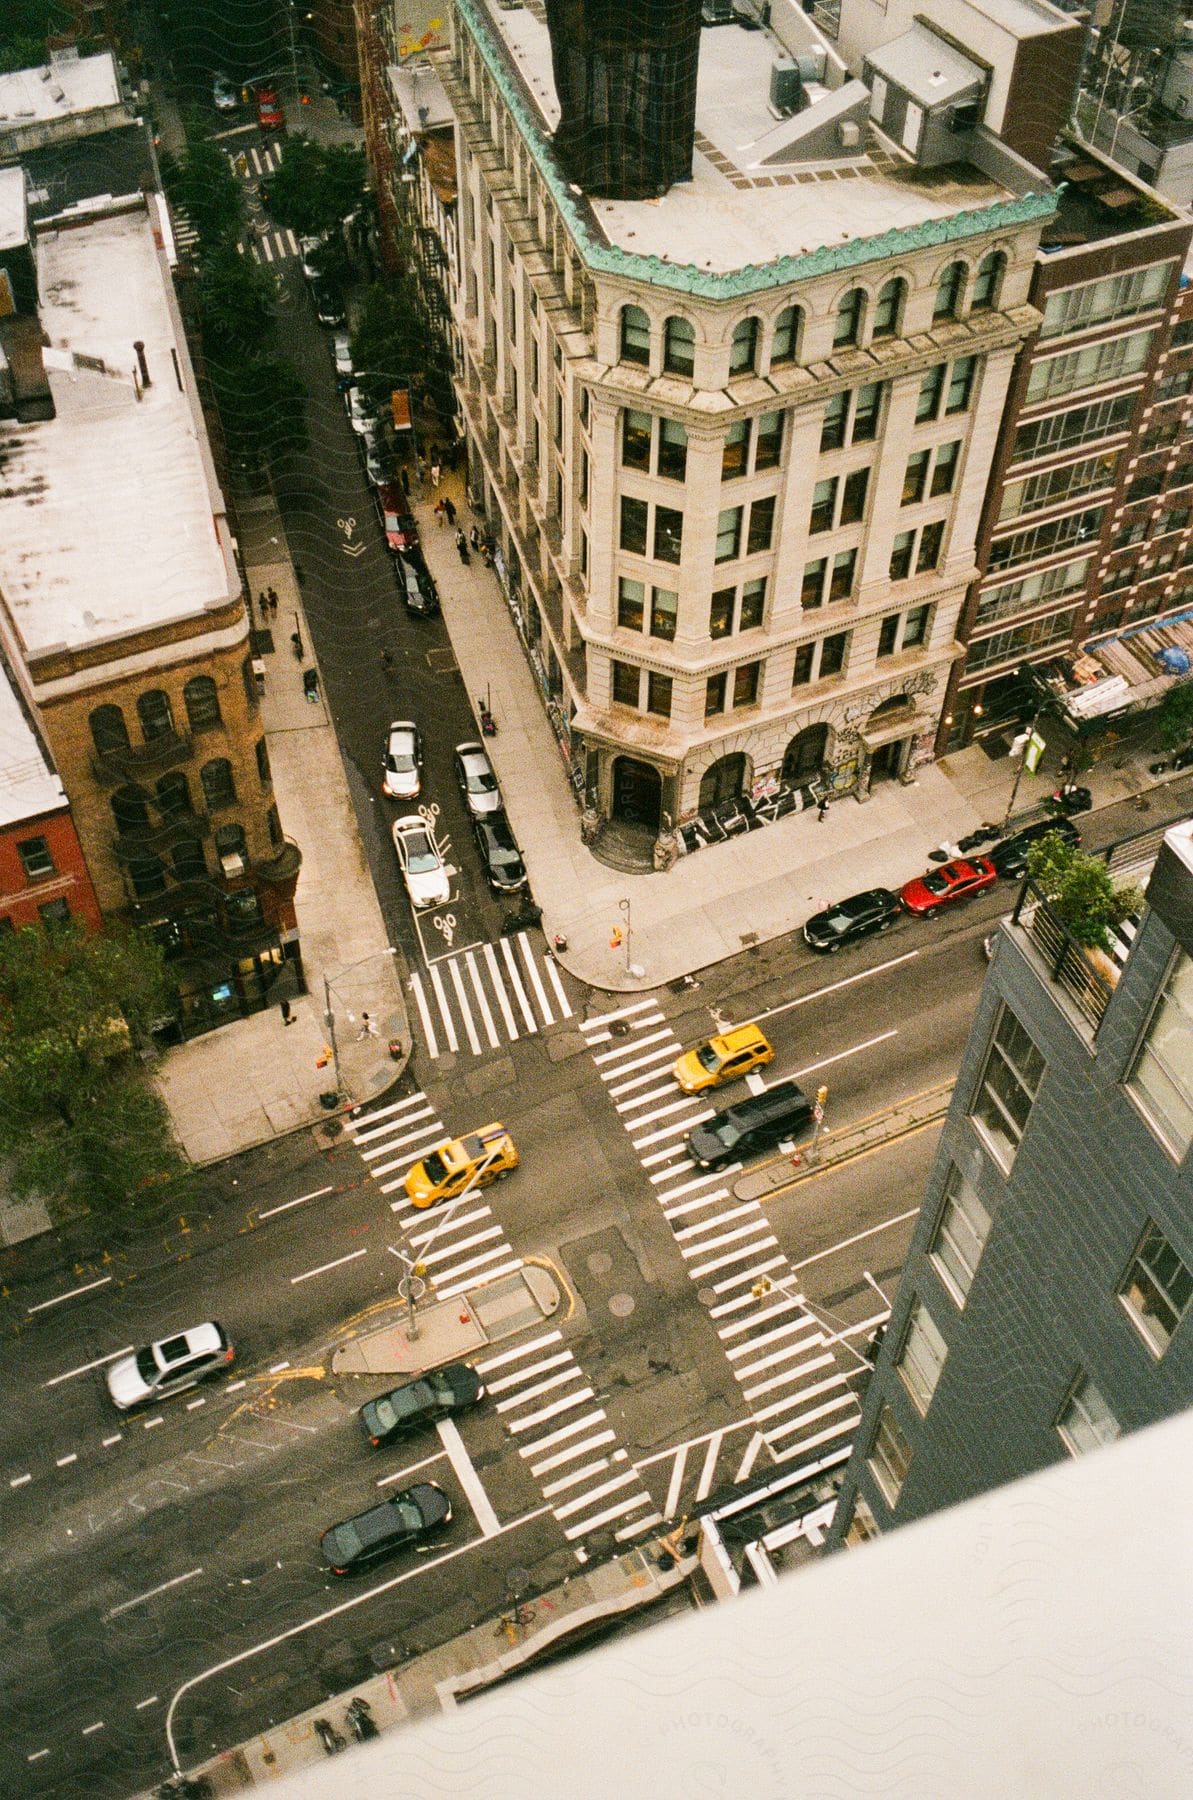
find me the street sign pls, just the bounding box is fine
[1024,729,1046,774]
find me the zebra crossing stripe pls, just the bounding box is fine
[447,955,481,1055]
[474,1331,562,1374]
[495,1368,582,1414]
[283,227,298,254]
[408,973,439,1058]
[482,1351,574,1396]
[592,1028,672,1067]
[582,998,661,1033]
[519,1410,610,1462]
[562,1492,659,1540]
[544,954,572,1017]
[465,950,501,1049]
[695,1432,723,1502]
[428,962,458,1052]
[481,941,518,1039]
[529,1429,617,1478]
[499,934,537,1033]
[519,934,552,1025]
[553,1468,644,1521]
[542,1457,613,1498]
[734,1432,766,1485]
[506,1389,596,1434]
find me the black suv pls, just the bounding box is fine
[321,1482,451,1576]
[686,1080,813,1170]
[359,1364,484,1447]
[803,887,901,954]
[474,816,527,893]
[988,817,1080,880]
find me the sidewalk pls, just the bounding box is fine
[413,465,1193,993]
[154,494,408,1164]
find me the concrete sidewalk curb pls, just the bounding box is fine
[734,1081,955,1201]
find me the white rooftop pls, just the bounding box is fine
[0,665,66,829]
[489,5,1013,273]
[0,50,121,125]
[0,164,26,249]
[0,202,232,658]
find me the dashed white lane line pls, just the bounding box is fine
[44,1346,134,1388]
[27,1273,112,1313]
[438,1418,500,1537]
[135,1695,160,1711]
[10,1472,32,1488]
[257,1184,333,1220]
[107,1567,204,1618]
[290,1247,367,1284]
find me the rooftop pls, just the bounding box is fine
[0,200,234,661]
[0,663,65,828]
[0,51,121,127]
[0,164,25,248]
[474,0,1038,284]
[1043,138,1182,250]
[14,123,156,226]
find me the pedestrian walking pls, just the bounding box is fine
[469,525,480,552]
[443,496,457,526]
[280,997,294,1026]
[455,528,470,565]
[817,794,829,823]
[256,591,267,617]
[267,587,279,613]
[356,1012,379,1040]
[430,459,441,489]
[433,499,445,527]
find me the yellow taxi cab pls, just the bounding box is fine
[403,1124,519,1210]
[672,1022,774,1094]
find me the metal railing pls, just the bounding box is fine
[1011,878,1117,1030]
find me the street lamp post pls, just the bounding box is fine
[322,946,398,1096]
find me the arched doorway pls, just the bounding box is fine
[782,725,828,784]
[699,753,747,813]
[865,694,917,783]
[612,757,662,828]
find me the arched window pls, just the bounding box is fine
[620,304,651,366]
[873,277,905,340]
[137,689,174,741]
[971,251,1004,312]
[90,704,129,755]
[663,315,696,377]
[834,288,865,349]
[156,772,192,819]
[730,316,759,376]
[782,724,829,783]
[699,753,748,813]
[111,786,150,833]
[934,261,966,321]
[184,675,221,732]
[771,305,802,366]
[215,821,247,862]
[200,758,236,810]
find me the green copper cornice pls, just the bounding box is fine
[451,0,1056,301]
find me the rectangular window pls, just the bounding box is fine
[732,662,760,708]
[852,381,882,443]
[930,440,960,497]
[1026,329,1154,404]
[843,1494,880,1546]
[868,1401,912,1508]
[716,506,742,562]
[917,364,945,423]
[809,478,836,534]
[1128,950,1193,1158]
[792,643,814,686]
[620,496,648,554]
[710,587,735,639]
[18,836,54,879]
[1012,393,1135,463]
[612,661,639,706]
[580,448,589,509]
[622,410,652,469]
[1056,1373,1121,1457]
[754,410,784,469]
[966,608,1079,673]
[820,630,848,677]
[802,558,826,609]
[739,578,766,630]
[970,1004,1045,1170]
[945,356,976,415]
[646,671,673,717]
[1118,1218,1192,1357]
[821,392,847,452]
[1000,452,1118,522]
[722,419,750,480]
[650,587,678,641]
[828,549,856,603]
[916,519,945,573]
[890,531,914,581]
[746,496,775,554]
[617,577,645,631]
[654,506,683,564]
[902,602,930,648]
[929,1164,991,1306]
[877,614,899,658]
[840,467,869,525]
[896,1297,948,1415]
[38,897,71,926]
[902,449,929,506]
[705,671,727,716]
[988,506,1106,574]
[658,418,688,481]
[1041,260,1172,339]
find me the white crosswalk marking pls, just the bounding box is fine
[407,934,578,1061]
[581,1011,864,1468]
[343,1095,662,1548]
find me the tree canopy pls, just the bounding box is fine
[1157,680,1193,751]
[349,282,436,415]
[0,924,190,1222]
[1025,834,1142,953]
[263,138,366,239]
[0,0,78,73]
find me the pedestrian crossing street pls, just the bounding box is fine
[223,142,299,265]
[581,1000,866,1469]
[343,1092,662,1550]
[408,931,574,1059]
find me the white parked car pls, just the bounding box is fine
[345,384,372,436]
[383,721,422,800]
[332,328,353,383]
[299,234,327,281]
[392,815,451,909]
[105,1321,234,1410]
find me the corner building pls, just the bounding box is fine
[440,0,1056,837]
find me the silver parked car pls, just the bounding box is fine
[454,741,502,818]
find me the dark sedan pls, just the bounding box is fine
[474,816,527,893]
[395,551,439,617]
[359,1363,484,1447]
[803,887,901,953]
[988,818,1080,880]
[321,1482,452,1576]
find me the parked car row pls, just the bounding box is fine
[381,731,526,907]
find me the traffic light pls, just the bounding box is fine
[610,927,623,949]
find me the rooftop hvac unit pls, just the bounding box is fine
[839,119,860,148]
[770,55,802,118]
[219,853,246,877]
[796,49,827,84]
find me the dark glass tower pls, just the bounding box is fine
[544,0,702,201]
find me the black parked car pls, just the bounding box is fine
[395,550,439,617]
[311,279,345,327]
[988,817,1081,880]
[474,815,527,893]
[803,887,902,954]
[686,1080,813,1170]
[359,1364,484,1447]
[320,1481,452,1576]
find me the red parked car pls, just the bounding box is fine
[375,482,420,553]
[900,856,997,917]
[256,86,284,130]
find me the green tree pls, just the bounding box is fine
[207,349,307,468]
[197,248,277,353]
[263,137,366,239]
[0,0,75,71]
[349,281,435,414]
[0,924,189,1222]
[160,140,242,253]
[1025,835,1143,953]
[1156,680,1193,751]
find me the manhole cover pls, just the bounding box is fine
[697,1286,717,1307]
[609,1292,635,1317]
[587,1251,613,1276]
